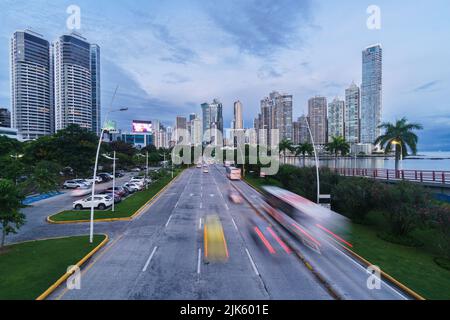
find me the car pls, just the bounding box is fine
[196,163,202,168]
[70,184,92,197]
[99,191,122,203]
[73,194,113,210]
[98,173,112,182]
[131,167,141,172]
[123,182,140,192]
[115,172,125,178]
[122,184,136,194]
[63,180,88,189]
[228,190,243,204]
[106,186,127,197]
[128,182,143,190]
[130,177,150,186]
[86,176,102,184]
[203,167,209,173]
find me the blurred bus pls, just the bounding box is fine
[226,167,241,180]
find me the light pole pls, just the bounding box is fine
[102,152,118,211]
[89,106,128,244]
[10,153,24,185]
[303,117,321,204]
[137,152,149,189]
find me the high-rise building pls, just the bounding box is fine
[54,33,94,131]
[0,108,11,128]
[10,30,53,140]
[361,44,382,145]
[175,116,187,144]
[201,99,223,144]
[328,98,345,140]
[293,115,309,145]
[191,117,202,146]
[308,96,328,145]
[90,44,101,135]
[271,91,293,142]
[345,82,360,144]
[233,100,243,130]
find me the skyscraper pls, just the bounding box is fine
[175,116,187,144]
[54,33,93,131]
[345,82,360,144]
[10,30,53,139]
[0,108,11,128]
[233,100,243,129]
[90,44,101,135]
[293,115,309,145]
[308,96,328,145]
[361,44,382,145]
[201,99,223,144]
[271,91,293,141]
[328,97,345,140]
[191,117,202,146]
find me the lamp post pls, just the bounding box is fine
[89,106,128,244]
[102,151,118,211]
[10,153,24,185]
[303,117,321,204]
[392,140,403,172]
[137,152,149,190]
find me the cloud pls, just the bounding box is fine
[162,73,191,84]
[203,0,313,57]
[413,80,441,92]
[257,65,283,79]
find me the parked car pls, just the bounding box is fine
[122,184,135,194]
[123,183,140,192]
[203,167,209,173]
[99,191,122,203]
[131,167,141,172]
[98,173,112,182]
[73,195,113,210]
[106,186,127,197]
[70,184,92,197]
[86,176,102,184]
[63,180,88,189]
[115,172,125,178]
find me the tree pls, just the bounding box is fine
[325,136,350,168]
[279,139,294,164]
[28,161,61,194]
[0,179,26,248]
[433,205,450,259]
[0,135,23,155]
[374,118,423,172]
[295,142,314,167]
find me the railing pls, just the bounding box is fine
[334,168,450,185]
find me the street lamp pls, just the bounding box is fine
[303,117,321,204]
[391,140,403,172]
[102,152,118,212]
[89,105,128,244]
[10,153,24,185]
[137,152,149,190]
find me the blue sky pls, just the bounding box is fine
[1,0,449,150]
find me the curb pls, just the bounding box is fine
[35,234,109,300]
[241,177,426,301]
[46,171,183,224]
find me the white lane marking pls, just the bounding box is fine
[142,246,158,272]
[245,248,259,276]
[190,193,194,197]
[200,202,203,209]
[174,200,179,208]
[197,248,202,274]
[198,218,203,230]
[165,214,173,228]
[209,194,214,197]
[231,217,238,231]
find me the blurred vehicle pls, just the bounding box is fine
[129,178,145,188]
[131,167,141,172]
[106,186,128,197]
[124,182,141,192]
[196,163,202,168]
[226,167,241,180]
[122,184,136,194]
[63,180,88,189]
[99,190,122,203]
[203,167,209,173]
[98,173,113,182]
[70,184,92,197]
[86,176,102,184]
[73,194,113,210]
[204,215,229,262]
[115,172,125,178]
[228,190,243,204]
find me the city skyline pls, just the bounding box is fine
[0,1,449,150]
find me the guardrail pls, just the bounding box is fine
[335,168,450,185]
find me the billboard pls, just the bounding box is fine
[132,120,152,133]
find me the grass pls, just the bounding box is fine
[0,235,105,300]
[245,174,450,300]
[50,170,180,222]
[245,174,283,192]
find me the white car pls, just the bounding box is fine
[86,176,102,184]
[129,178,146,187]
[203,167,209,173]
[63,180,88,189]
[124,182,141,192]
[73,195,113,210]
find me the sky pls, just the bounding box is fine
[0,0,449,150]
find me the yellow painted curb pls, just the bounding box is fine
[242,177,426,301]
[35,234,109,300]
[46,171,184,224]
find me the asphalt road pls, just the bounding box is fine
[51,167,333,300]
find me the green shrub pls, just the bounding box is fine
[432,205,450,259]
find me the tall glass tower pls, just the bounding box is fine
[345,82,360,144]
[10,30,53,140]
[90,44,101,135]
[201,99,223,144]
[361,44,382,145]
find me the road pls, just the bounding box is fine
[48,165,409,300]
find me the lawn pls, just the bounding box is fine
[50,171,179,222]
[244,175,450,300]
[0,235,105,300]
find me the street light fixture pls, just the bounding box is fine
[102,152,118,212]
[391,140,403,171]
[10,153,24,185]
[137,152,149,190]
[89,94,128,243]
[303,117,321,205]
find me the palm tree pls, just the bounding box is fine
[325,136,350,168]
[295,142,314,167]
[374,117,423,172]
[279,139,294,164]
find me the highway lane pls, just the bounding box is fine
[52,167,332,300]
[227,167,409,300]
